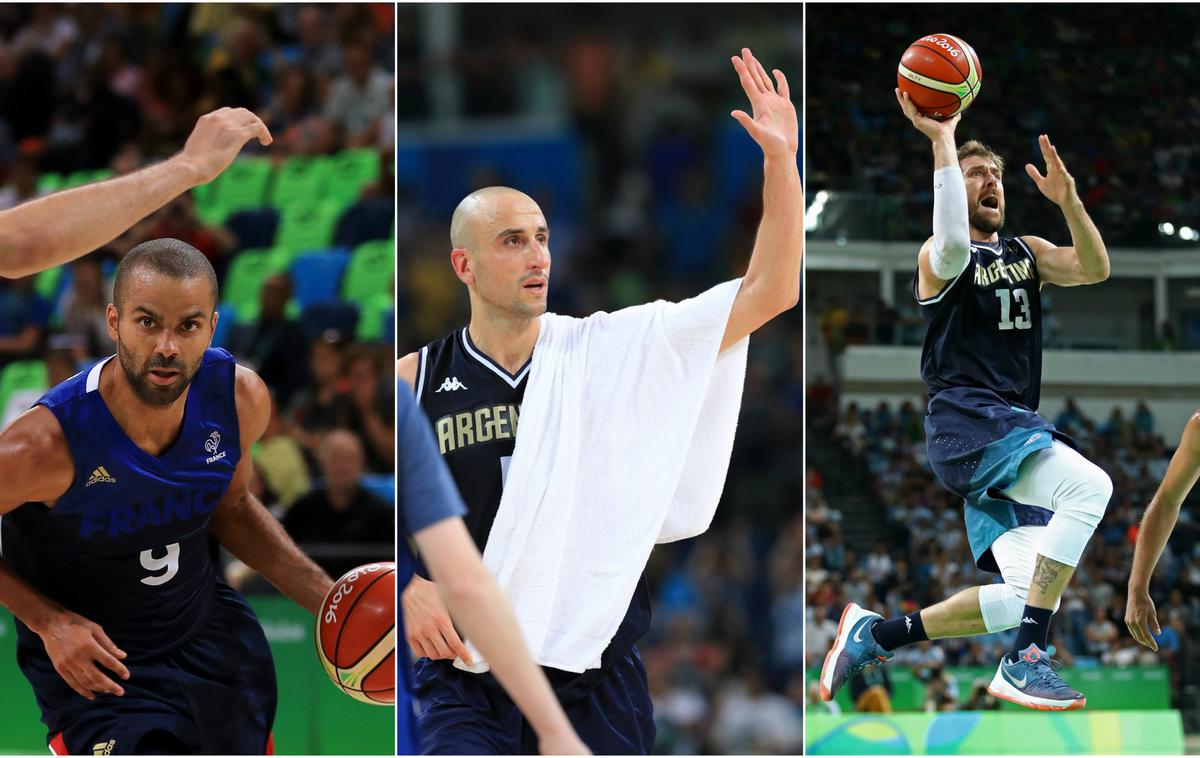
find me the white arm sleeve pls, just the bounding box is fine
[930,164,971,279]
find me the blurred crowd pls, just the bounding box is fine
[806,385,1200,715]
[808,4,1200,247]
[0,4,397,581]
[396,6,802,754]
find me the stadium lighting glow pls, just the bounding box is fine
[1183,226,1197,241]
[805,190,829,231]
[1160,222,1176,236]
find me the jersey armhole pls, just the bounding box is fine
[414,345,428,403]
[914,261,971,306]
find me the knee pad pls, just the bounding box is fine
[979,583,1023,633]
[1058,462,1113,527]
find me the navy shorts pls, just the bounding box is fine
[413,646,655,755]
[22,583,277,755]
[926,386,1073,572]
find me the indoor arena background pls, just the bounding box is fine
[395,5,802,754]
[0,5,395,754]
[806,4,1200,755]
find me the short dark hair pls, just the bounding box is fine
[113,238,219,310]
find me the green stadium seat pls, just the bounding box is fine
[341,240,394,302]
[222,251,279,324]
[64,169,112,189]
[274,203,341,258]
[327,148,380,207]
[211,158,273,216]
[0,359,48,424]
[37,172,63,195]
[34,267,63,301]
[354,292,394,343]
[270,155,334,211]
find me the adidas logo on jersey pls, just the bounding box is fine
[85,466,116,487]
[435,377,468,393]
[92,740,115,756]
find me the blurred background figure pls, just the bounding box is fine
[396,4,801,755]
[0,5,395,754]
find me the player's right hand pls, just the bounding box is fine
[39,611,130,700]
[895,88,960,141]
[1125,587,1161,652]
[180,107,273,187]
[401,575,475,665]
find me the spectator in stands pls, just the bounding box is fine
[324,41,391,147]
[140,194,237,280]
[254,393,312,512]
[56,252,113,359]
[228,273,310,408]
[342,346,394,474]
[287,331,350,462]
[281,429,392,581]
[0,154,39,211]
[0,275,51,365]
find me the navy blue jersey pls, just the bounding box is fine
[2,349,242,659]
[414,328,651,702]
[917,236,1043,409]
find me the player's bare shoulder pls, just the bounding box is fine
[0,405,75,512]
[397,352,419,389]
[233,363,271,442]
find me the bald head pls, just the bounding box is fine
[450,186,542,251]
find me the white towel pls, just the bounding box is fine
[458,278,749,674]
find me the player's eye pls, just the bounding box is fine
[180,321,199,332]
[536,234,547,244]
[138,317,154,328]
[505,236,521,246]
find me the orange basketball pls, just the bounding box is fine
[897,34,982,120]
[315,562,396,705]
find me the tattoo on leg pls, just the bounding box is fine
[1031,556,1069,596]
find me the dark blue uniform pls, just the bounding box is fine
[2,349,276,754]
[410,328,655,755]
[918,237,1071,572]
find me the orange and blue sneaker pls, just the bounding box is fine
[987,643,1086,711]
[819,602,893,701]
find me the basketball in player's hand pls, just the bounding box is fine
[897,34,982,120]
[316,562,396,705]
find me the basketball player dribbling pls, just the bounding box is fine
[398,47,801,753]
[0,239,332,754]
[820,89,1113,711]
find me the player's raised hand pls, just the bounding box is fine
[401,575,475,665]
[895,88,960,142]
[730,48,797,160]
[1125,587,1162,652]
[1026,134,1078,208]
[180,107,273,187]
[39,611,130,700]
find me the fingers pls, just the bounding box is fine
[1025,163,1045,185]
[446,629,475,666]
[57,667,94,700]
[730,55,758,99]
[83,663,125,697]
[749,51,775,95]
[740,48,768,93]
[895,89,917,121]
[427,633,454,660]
[730,109,756,132]
[92,626,128,664]
[774,69,790,100]
[406,633,434,660]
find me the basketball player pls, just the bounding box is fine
[397,47,800,753]
[397,385,588,755]
[1125,411,1200,652]
[0,239,332,754]
[820,90,1113,711]
[0,107,271,277]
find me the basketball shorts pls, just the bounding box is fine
[22,583,277,755]
[925,386,1074,573]
[412,646,656,755]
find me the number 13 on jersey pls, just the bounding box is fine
[995,288,1032,331]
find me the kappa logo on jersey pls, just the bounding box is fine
[92,740,115,756]
[205,430,226,464]
[435,376,469,393]
[85,466,116,487]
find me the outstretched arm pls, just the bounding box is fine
[210,366,332,614]
[1022,135,1109,286]
[0,108,271,278]
[721,48,801,353]
[1126,411,1200,650]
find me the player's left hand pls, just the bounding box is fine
[1125,587,1161,652]
[730,48,797,160]
[1025,134,1079,208]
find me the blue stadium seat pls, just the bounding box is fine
[360,473,394,506]
[289,251,349,310]
[299,301,359,341]
[225,208,280,251]
[332,197,394,249]
[211,303,237,348]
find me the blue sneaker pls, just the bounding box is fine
[987,644,1086,710]
[819,603,893,701]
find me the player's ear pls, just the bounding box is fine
[450,248,473,285]
[105,303,119,342]
[208,309,219,345]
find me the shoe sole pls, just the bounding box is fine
[986,663,1086,711]
[819,602,875,702]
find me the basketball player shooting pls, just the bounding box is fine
[397,47,800,754]
[0,107,271,278]
[820,90,1113,711]
[0,240,332,754]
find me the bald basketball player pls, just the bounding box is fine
[0,107,270,277]
[397,48,800,754]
